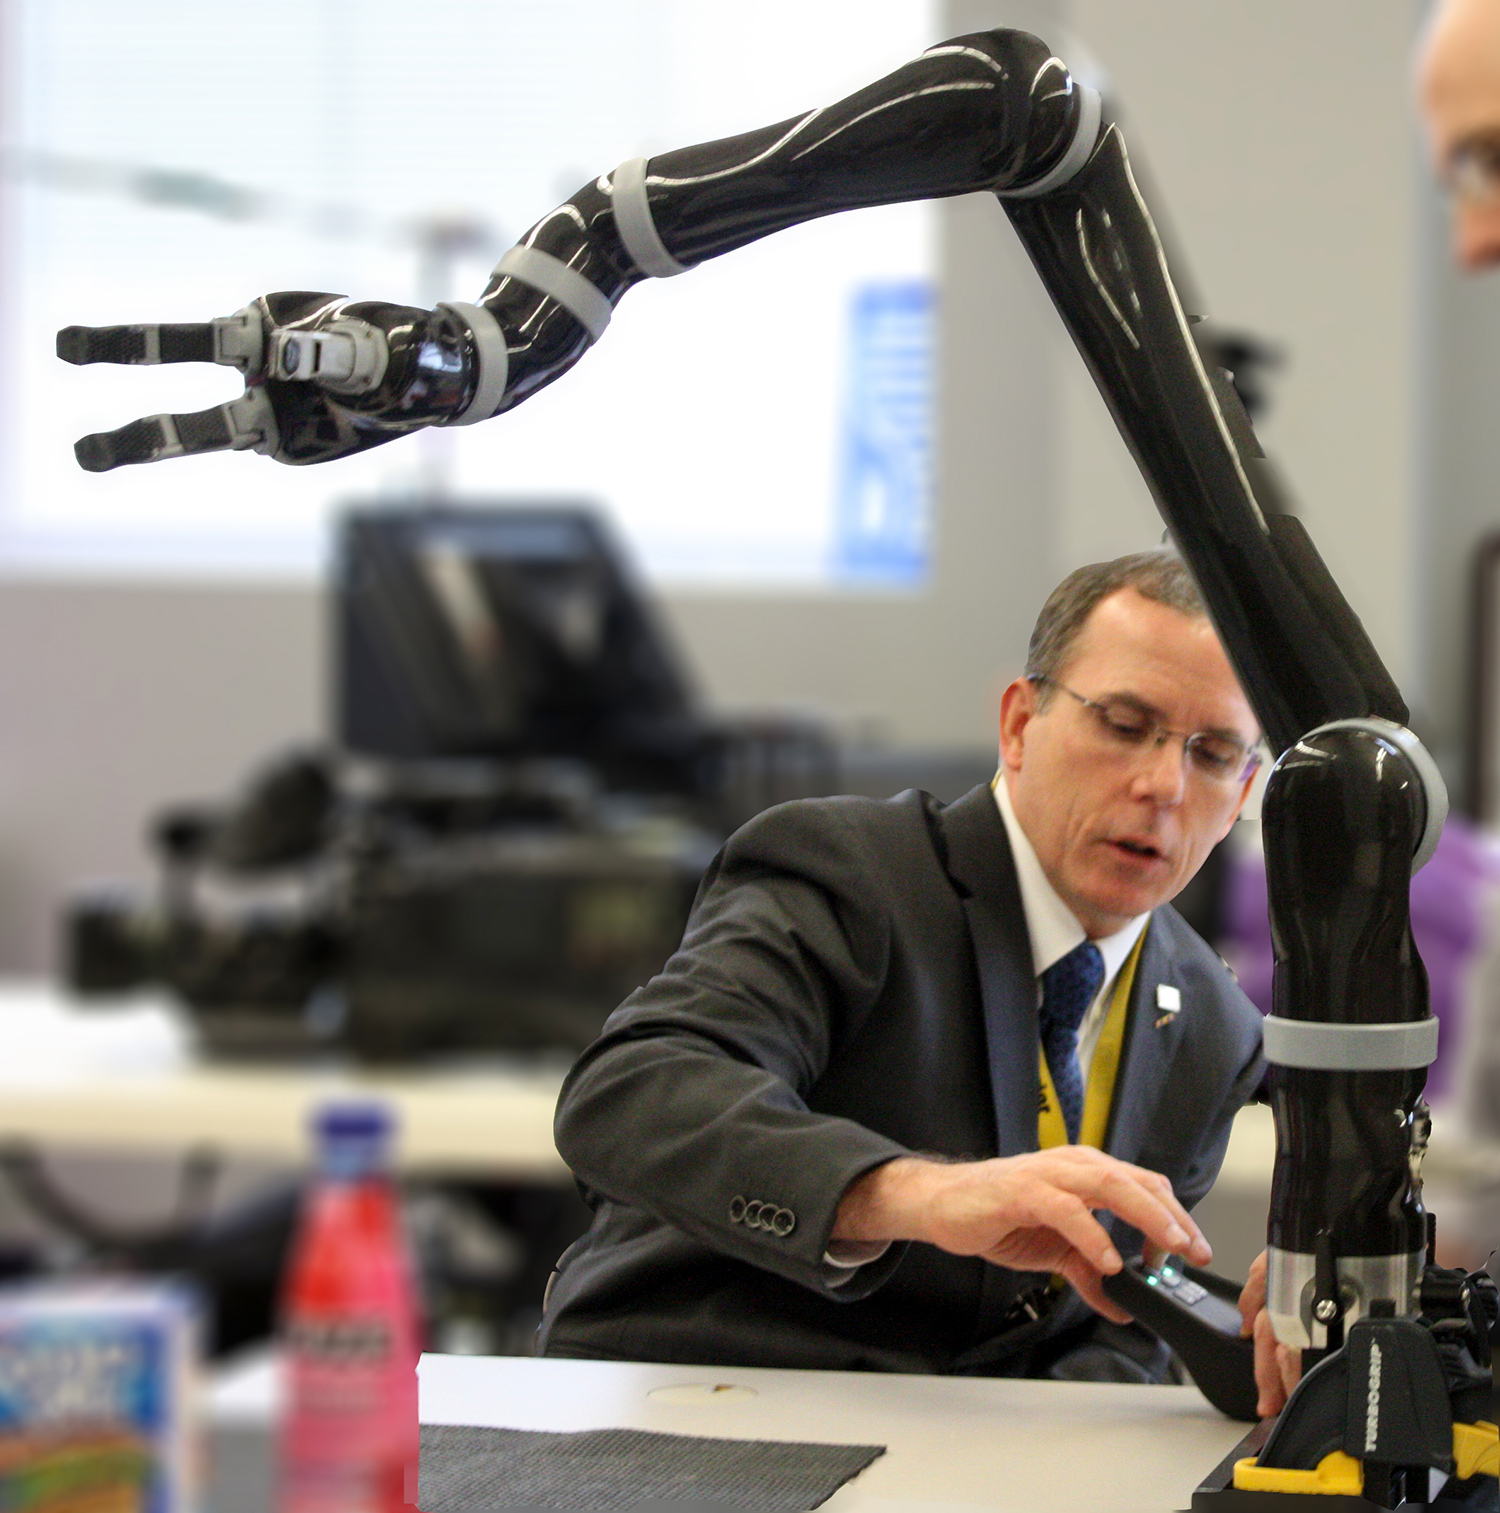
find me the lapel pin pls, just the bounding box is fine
[1154,983,1181,1029]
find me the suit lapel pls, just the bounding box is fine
[1104,916,1184,1166]
[938,785,1039,1159]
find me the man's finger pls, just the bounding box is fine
[1029,1151,1207,1261]
[1277,1342,1302,1403]
[1238,1250,1268,1339]
[1059,1253,1134,1324]
[1061,1166,1209,1266]
[1029,1189,1123,1277]
[1088,1160,1209,1260]
[1253,1308,1288,1418]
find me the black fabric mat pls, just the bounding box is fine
[418,1421,885,1511]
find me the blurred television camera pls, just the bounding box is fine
[63,504,837,1061]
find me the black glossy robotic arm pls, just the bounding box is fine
[58,28,1401,760]
[58,34,1082,464]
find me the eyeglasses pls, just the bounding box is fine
[1033,676,1262,785]
[1444,133,1500,205]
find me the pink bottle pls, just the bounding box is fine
[279,1103,421,1513]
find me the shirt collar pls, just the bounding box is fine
[992,771,1148,984]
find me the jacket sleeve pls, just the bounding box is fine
[553,797,919,1298]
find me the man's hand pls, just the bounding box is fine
[833,1147,1211,1322]
[1238,1249,1301,1417]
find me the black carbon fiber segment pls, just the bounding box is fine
[173,407,231,452]
[73,418,165,472]
[158,325,216,363]
[56,325,147,365]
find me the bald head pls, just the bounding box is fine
[1419,0,1500,268]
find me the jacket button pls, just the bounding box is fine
[743,1201,765,1229]
[728,1196,747,1224]
[771,1207,796,1237]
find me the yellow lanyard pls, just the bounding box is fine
[1036,929,1146,1150]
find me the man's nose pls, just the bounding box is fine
[1131,733,1188,803]
[1456,201,1500,269]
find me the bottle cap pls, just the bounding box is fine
[312,1101,394,1180]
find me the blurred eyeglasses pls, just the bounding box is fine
[1033,676,1262,785]
[1446,133,1500,205]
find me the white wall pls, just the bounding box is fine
[0,1,1431,972]
[0,580,324,969]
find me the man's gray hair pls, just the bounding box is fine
[1025,550,1207,697]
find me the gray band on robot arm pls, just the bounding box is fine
[1300,717,1449,873]
[995,82,1102,198]
[439,302,510,425]
[1261,1015,1440,1071]
[610,158,689,278]
[493,246,614,342]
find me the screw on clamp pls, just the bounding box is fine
[1311,1228,1345,1353]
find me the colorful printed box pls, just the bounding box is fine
[0,1282,198,1513]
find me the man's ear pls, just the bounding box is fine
[998,677,1038,773]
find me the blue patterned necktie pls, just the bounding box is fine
[1039,940,1105,1144]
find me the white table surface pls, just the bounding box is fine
[0,979,568,1177]
[417,1353,1250,1513]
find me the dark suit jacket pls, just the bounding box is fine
[538,783,1264,1374]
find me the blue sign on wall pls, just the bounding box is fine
[831,279,934,587]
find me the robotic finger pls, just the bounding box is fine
[58,306,385,391]
[57,305,265,372]
[71,389,278,473]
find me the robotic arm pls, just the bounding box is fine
[58,28,1403,753]
[59,33,1083,468]
[60,28,1494,1503]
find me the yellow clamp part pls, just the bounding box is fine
[1232,1451,1363,1496]
[1232,1423,1498,1495]
[1454,1421,1499,1481]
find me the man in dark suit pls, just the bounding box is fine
[538,550,1267,1380]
